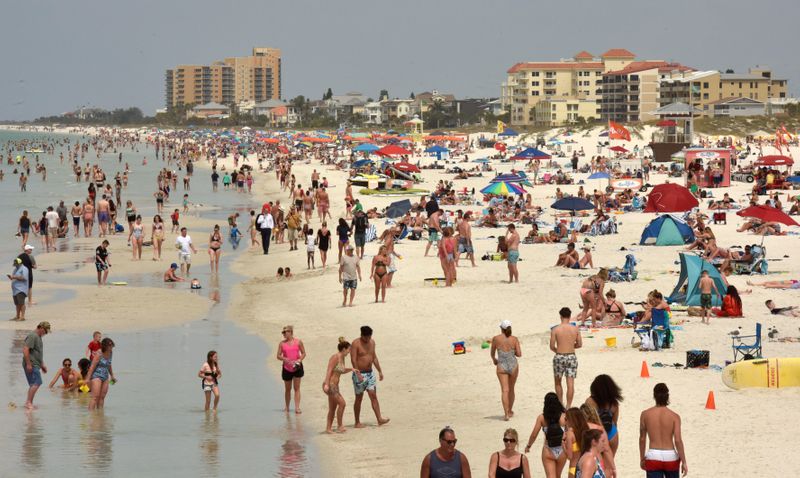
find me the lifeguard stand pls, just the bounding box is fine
[405,115,424,135]
[649,102,700,162]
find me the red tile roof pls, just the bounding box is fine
[600,48,636,58]
[508,62,603,73]
[574,51,594,59]
[603,61,689,76]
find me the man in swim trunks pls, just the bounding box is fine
[698,270,721,325]
[339,245,361,307]
[175,227,197,276]
[455,210,475,267]
[95,240,111,285]
[96,195,110,237]
[550,307,581,407]
[639,383,687,477]
[350,325,390,427]
[765,299,800,317]
[505,224,520,283]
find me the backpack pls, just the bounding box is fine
[255,214,264,231]
[598,408,614,434]
[545,418,564,448]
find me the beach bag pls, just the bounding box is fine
[640,333,655,351]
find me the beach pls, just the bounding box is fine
[2,124,800,477]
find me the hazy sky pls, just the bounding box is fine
[2,0,798,120]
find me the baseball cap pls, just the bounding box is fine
[500,320,512,330]
[24,244,34,251]
[170,263,179,269]
[346,244,354,250]
[38,321,51,332]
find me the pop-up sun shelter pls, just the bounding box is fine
[668,253,726,306]
[640,215,695,246]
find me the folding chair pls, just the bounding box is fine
[732,323,762,362]
[651,308,671,350]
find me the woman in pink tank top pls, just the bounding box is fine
[277,325,306,414]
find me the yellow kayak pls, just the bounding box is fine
[722,357,800,390]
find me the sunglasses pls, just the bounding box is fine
[503,438,517,443]
[282,330,290,334]
[441,439,457,445]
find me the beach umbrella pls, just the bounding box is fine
[644,183,698,213]
[551,196,595,212]
[425,144,449,161]
[393,162,420,173]
[352,159,373,168]
[491,174,533,187]
[754,155,794,167]
[386,199,413,218]
[609,146,629,153]
[353,143,380,153]
[587,172,611,180]
[736,205,799,227]
[511,147,551,161]
[480,181,526,196]
[498,128,519,137]
[377,144,412,157]
[494,142,507,152]
[599,130,609,137]
[473,158,491,163]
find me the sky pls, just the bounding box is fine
[1,0,798,120]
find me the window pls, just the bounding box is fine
[703,82,709,88]
[552,105,557,111]
[552,114,557,120]
[532,91,539,96]
[703,93,709,100]
[532,81,539,86]
[532,72,539,77]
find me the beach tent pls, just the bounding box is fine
[510,147,551,161]
[668,253,726,307]
[639,215,695,246]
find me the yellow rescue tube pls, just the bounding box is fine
[722,357,800,390]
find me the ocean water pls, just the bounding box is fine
[0,129,318,477]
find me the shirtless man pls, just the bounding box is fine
[698,270,721,324]
[293,185,305,213]
[96,195,110,237]
[505,224,520,283]
[350,325,390,428]
[556,242,580,267]
[639,383,687,477]
[550,307,581,407]
[455,211,476,267]
[424,209,443,257]
[311,169,320,189]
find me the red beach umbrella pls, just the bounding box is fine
[754,155,794,167]
[377,144,412,157]
[644,183,699,213]
[609,146,629,153]
[736,205,799,227]
[494,142,507,152]
[394,162,420,173]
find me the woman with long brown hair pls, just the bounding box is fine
[198,350,221,411]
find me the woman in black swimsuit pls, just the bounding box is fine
[371,245,390,303]
[208,225,223,274]
[317,222,331,268]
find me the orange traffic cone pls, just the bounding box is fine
[640,361,650,378]
[705,391,716,410]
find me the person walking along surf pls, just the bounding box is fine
[350,325,390,427]
[199,350,221,412]
[491,320,521,421]
[551,307,581,408]
[323,338,352,433]
[277,325,305,414]
[86,337,115,410]
[22,322,50,410]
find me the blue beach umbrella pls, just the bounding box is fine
[424,144,450,161]
[551,196,595,212]
[587,172,610,180]
[352,159,373,168]
[353,143,380,153]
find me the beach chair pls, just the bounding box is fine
[651,308,671,349]
[608,254,637,282]
[393,224,409,242]
[732,323,762,362]
[734,245,767,275]
[712,211,727,225]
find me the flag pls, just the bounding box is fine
[497,120,506,134]
[608,121,631,141]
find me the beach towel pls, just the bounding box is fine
[365,224,378,243]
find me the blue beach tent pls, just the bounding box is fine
[668,253,726,307]
[639,215,695,246]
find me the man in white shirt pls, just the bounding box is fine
[45,206,60,252]
[175,227,197,275]
[257,210,275,255]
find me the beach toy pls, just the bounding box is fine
[640,361,650,378]
[705,391,716,410]
[481,341,490,349]
[604,337,617,348]
[452,341,466,355]
[111,281,127,286]
[722,357,800,390]
[79,384,90,393]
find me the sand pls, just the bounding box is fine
[220,128,800,477]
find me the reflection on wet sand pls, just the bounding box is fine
[199,412,220,475]
[82,411,113,473]
[278,415,310,478]
[21,412,43,471]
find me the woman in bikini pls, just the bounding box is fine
[565,408,590,478]
[302,191,314,223]
[208,225,223,274]
[131,215,144,260]
[577,269,607,327]
[437,227,458,287]
[151,215,165,261]
[584,374,623,458]
[322,337,352,433]
[576,429,609,478]
[524,392,567,478]
[602,289,626,326]
[317,187,331,222]
[491,320,522,421]
[83,198,95,237]
[125,200,137,245]
[370,245,391,303]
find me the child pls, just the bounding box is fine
[86,331,102,358]
[276,267,284,279]
[284,267,293,279]
[698,270,721,324]
[170,209,180,233]
[182,194,189,213]
[306,228,316,269]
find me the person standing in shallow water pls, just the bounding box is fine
[198,350,221,412]
[350,325,390,427]
[277,325,305,414]
[86,337,115,410]
[323,338,352,433]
